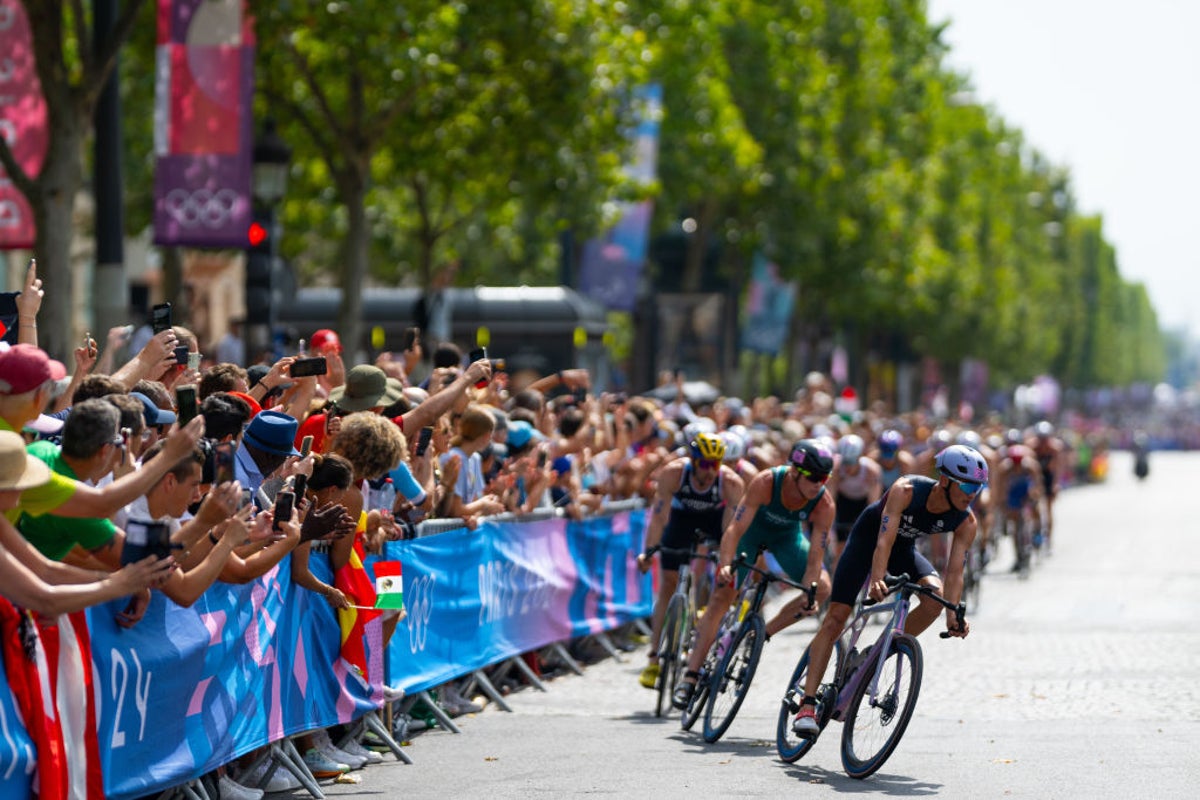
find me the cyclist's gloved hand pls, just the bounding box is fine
[867,575,888,603]
[636,551,653,573]
[717,563,735,586]
[944,616,970,638]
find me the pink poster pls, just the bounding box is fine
[0,0,49,249]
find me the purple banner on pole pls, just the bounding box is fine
[152,0,254,247]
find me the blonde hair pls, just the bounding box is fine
[328,412,407,480]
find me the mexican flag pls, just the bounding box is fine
[373,561,404,610]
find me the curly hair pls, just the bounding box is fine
[198,363,250,400]
[327,412,407,481]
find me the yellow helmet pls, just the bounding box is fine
[691,432,726,462]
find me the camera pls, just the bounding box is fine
[122,518,175,564]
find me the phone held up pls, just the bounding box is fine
[151,302,172,334]
[176,386,198,426]
[468,347,489,388]
[289,356,328,378]
[122,518,178,565]
[299,435,314,458]
[272,491,295,532]
[415,426,434,457]
[214,441,236,485]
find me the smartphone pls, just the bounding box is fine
[272,491,295,531]
[214,441,236,485]
[289,356,328,378]
[402,327,420,352]
[151,302,172,334]
[291,473,308,501]
[84,332,97,358]
[573,387,587,404]
[415,426,434,456]
[537,449,548,469]
[468,347,488,388]
[174,344,190,365]
[187,351,202,370]
[122,518,176,564]
[176,386,198,426]
[299,435,314,458]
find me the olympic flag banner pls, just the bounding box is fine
[153,0,255,247]
[0,0,48,249]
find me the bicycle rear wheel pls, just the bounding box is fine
[776,639,845,763]
[840,634,923,779]
[702,615,765,743]
[679,647,712,731]
[654,595,685,718]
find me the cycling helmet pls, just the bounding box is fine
[956,430,983,451]
[682,417,717,443]
[1034,420,1054,439]
[719,430,746,462]
[838,434,865,462]
[690,432,726,462]
[928,429,953,453]
[1004,428,1023,446]
[788,439,835,477]
[878,429,904,454]
[935,444,989,484]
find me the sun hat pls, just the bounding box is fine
[0,430,51,491]
[242,410,302,456]
[506,420,545,451]
[328,365,404,413]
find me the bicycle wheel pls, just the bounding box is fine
[840,634,923,779]
[679,646,712,731]
[776,638,844,762]
[654,596,685,718]
[702,615,766,743]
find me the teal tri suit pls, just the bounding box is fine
[734,466,824,583]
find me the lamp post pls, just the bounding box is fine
[247,119,291,360]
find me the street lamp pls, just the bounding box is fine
[246,120,291,360]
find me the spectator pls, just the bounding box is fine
[214,318,246,366]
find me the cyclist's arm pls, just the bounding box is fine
[718,466,746,532]
[803,492,835,586]
[717,471,769,575]
[641,461,682,554]
[941,513,977,615]
[868,480,913,595]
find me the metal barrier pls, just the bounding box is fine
[414,498,646,538]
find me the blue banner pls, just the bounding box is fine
[741,254,797,354]
[0,510,648,798]
[383,509,650,692]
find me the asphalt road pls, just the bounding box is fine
[315,450,1199,799]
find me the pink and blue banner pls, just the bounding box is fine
[0,509,648,798]
[741,253,797,354]
[0,0,48,249]
[152,0,255,247]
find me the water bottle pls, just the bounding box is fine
[370,478,396,513]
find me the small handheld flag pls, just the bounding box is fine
[373,561,404,610]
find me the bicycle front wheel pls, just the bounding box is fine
[654,595,685,718]
[702,615,766,743]
[840,634,923,779]
[776,639,845,763]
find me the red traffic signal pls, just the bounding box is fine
[247,221,268,247]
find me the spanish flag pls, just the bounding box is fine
[373,561,404,610]
[333,529,383,683]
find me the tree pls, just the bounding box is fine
[0,0,148,358]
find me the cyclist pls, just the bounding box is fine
[792,444,984,736]
[871,429,913,491]
[636,432,745,689]
[827,435,882,570]
[1029,421,1064,554]
[997,432,1042,573]
[672,439,835,710]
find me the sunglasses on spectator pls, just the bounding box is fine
[693,457,720,470]
[795,467,829,484]
[948,478,984,496]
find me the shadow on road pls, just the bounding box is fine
[780,762,943,796]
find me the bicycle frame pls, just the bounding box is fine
[831,587,912,722]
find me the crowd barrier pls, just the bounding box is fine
[0,506,650,800]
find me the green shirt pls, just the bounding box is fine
[0,417,78,524]
[17,441,116,561]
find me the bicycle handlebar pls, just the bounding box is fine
[730,555,809,592]
[861,573,967,638]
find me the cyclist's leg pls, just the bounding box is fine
[647,568,679,663]
[763,533,821,638]
[800,527,872,700]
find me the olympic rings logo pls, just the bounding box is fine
[162,188,241,229]
[405,574,436,654]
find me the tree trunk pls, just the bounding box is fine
[335,171,369,361]
[681,198,717,294]
[32,129,85,361]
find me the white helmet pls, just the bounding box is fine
[838,434,865,462]
[719,430,746,462]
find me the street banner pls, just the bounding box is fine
[0,0,48,249]
[579,84,662,311]
[384,509,651,692]
[741,254,796,354]
[153,0,255,247]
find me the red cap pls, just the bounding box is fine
[226,391,263,418]
[0,344,68,395]
[309,329,342,354]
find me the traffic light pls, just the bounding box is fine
[245,214,275,324]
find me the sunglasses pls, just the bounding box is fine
[795,467,829,485]
[948,479,984,496]
[693,458,719,470]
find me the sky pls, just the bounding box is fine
[925,0,1200,335]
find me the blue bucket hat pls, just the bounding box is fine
[242,410,301,456]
